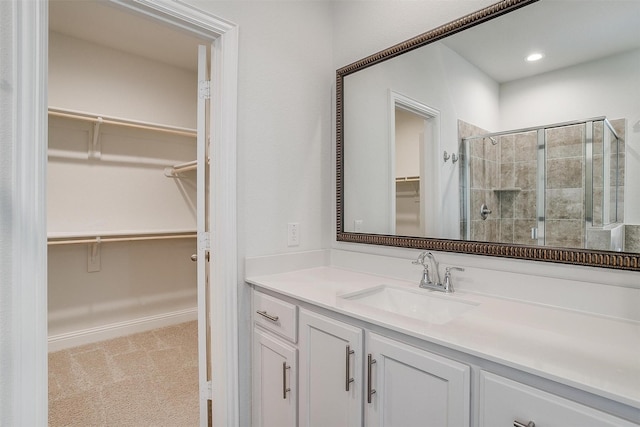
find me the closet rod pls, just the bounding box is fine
[396,176,420,183]
[48,108,197,138]
[47,232,196,246]
[164,158,210,177]
[172,160,198,173]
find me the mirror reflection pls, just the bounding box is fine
[342,0,640,254]
[460,117,625,251]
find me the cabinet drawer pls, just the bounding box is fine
[254,291,297,343]
[479,371,638,427]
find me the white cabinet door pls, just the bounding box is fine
[253,327,297,427]
[366,332,470,427]
[480,371,639,427]
[299,309,363,427]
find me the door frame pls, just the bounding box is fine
[10,1,239,426]
[388,90,441,236]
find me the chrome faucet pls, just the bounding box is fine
[423,252,441,288]
[442,266,465,293]
[412,252,434,287]
[412,252,464,293]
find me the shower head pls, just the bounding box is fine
[484,137,498,145]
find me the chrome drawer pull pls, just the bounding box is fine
[514,421,535,427]
[367,353,377,403]
[282,362,291,399]
[345,345,355,391]
[256,310,279,322]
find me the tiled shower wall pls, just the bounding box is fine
[460,118,625,250]
[625,225,640,252]
[460,120,538,246]
[544,124,585,248]
[496,131,538,245]
[459,120,499,242]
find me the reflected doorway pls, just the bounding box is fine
[391,92,440,237]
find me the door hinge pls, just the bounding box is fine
[198,231,211,251]
[200,380,213,401]
[199,80,211,100]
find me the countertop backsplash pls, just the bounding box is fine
[246,248,640,322]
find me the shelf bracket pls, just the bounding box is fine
[90,117,103,159]
[87,237,101,273]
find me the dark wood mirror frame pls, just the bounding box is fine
[336,0,640,271]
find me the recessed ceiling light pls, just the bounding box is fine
[526,53,544,62]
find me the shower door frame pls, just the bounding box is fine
[462,116,621,248]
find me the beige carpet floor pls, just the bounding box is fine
[48,321,199,426]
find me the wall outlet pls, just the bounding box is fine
[287,222,299,246]
[354,219,363,232]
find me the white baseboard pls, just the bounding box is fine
[48,307,197,352]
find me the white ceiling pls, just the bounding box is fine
[49,0,209,72]
[50,0,640,82]
[442,0,640,83]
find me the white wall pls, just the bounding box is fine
[48,240,197,339]
[183,2,335,424]
[47,117,197,234]
[49,32,197,129]
[343,41,499,237]
[395,109,422,178]
[500,49,640,223]
[188,1,334,258]
[334,0,498,239]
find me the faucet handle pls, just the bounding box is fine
[443,267,465,293]
[412,251,427,266]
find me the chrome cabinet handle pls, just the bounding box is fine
[345,345,355,391]
[282,362,291,399]
[256,310,279,322]
[367,353,377,403]
[514,421,535,427]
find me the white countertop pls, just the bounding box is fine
[246,266,640,410]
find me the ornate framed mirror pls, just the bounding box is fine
[336,0,640,270]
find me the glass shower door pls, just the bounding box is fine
[460,117,624,250]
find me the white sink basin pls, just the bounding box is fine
[338,285,479,325]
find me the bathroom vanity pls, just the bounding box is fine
[247,265,639,427]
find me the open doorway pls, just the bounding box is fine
[6,1,238,425]
[390,91,441,237]
[47,1,207,424]
[42,1,239,426]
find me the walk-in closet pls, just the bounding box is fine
[47,1,208,424]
